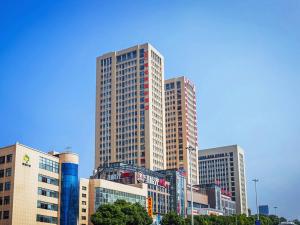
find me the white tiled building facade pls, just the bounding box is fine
[198,145,248,215]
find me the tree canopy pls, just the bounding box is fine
[161,211,186,225]
[91,200,152,225]
[91,201,296,225]
[159,213,291,225]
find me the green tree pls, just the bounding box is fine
[193,215,211,225]
[91,199,152,225]
[161,211,186,225]
[91,203,126,225]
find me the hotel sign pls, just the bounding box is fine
[136,172,169,188]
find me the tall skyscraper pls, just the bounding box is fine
[165,76,199,184]
[198,145,248,215]
[95,43,166,171]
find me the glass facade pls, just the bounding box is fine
[94,162,171,214]
[94,187,146,210]
[39,157,59,173]
[158,169,186,216]
[177,173,186,216]
[60,163,79,225]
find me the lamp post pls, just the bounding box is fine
[252,179,259,223]
[187,146,196,225]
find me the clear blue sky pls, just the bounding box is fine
[1,0,299,220]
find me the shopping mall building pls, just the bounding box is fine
[92,162,187,217]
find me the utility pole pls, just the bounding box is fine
[187,146,196,225]
[252,179,260,223]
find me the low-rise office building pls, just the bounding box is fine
[0,142,79,225]
[79,178,148,225]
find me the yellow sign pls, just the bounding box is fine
[23,154,30,163]
[22,154,31,167]
[147,197,153,217]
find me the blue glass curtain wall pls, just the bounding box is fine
[60,163,79,225]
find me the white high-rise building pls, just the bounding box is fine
[198,145,248,215]
[95,43,166,171]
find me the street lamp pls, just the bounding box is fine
[187,146,196,225]
[252,179,259,222]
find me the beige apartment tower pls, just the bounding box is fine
[165,76,199,185]
[95,43,166,171]
[198,145,248,215]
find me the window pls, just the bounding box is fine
[3,211,9,219]
[0,170,4,178]
[81,216,86,220]
[82,201,86,205]
[5,168,12,177]
[4,182,10,191]
[38,187,59,198]
[38,174,59,186]
[39,157,59,173]
[82,193,86,198]
[37,201,58,211]
[6,155,13,163]
[82,186,87,191]
[36,214,58,224]
[0,183,3,191]
[0,156,5,164]
[3,196,10,205]
[82,208,86,212]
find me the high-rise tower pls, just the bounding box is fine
[95,43,166,170]
[165,76,199,184]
